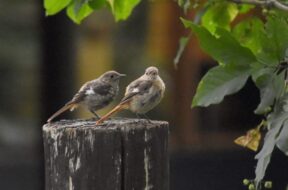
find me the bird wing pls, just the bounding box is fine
[66,81,92,105]
[67,80,113,105]
[92,83,112,96]
[96,80,153,125]
[120,80,153,104]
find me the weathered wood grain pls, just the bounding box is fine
[43,118,169,190]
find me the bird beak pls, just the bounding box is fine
[119,73,126,77]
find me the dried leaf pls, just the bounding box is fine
[234,127,261,151]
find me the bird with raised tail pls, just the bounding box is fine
[96,66,165,125]
[47,71,126,123]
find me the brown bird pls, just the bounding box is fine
[96,66,165,125]
[47,71,125,123]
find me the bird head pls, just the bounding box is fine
[101,71,126,83]
[144,66,159,80]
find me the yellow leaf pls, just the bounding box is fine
[234,127,261,151]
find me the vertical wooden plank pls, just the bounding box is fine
[120,120,169,190]
[43,120,122,190]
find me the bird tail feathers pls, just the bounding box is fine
[47,104,75,123]
[96,103,128,125]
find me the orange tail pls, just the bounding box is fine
[96,104,127,125]
[47,104,74,123]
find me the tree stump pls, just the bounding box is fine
[43,118,169,190]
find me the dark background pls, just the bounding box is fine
[0,0,287,189]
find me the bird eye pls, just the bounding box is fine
[110,75,114,78]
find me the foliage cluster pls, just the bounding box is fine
[44,0,141,23]
[177,2,288,189]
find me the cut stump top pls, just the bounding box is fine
[43,118,169,131]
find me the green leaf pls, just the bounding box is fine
[192,64,250,107]
[74,0,89,14]
[201,2,238,34]
[89,0,107,9]
[181,19,257,66]
[252,68,285,114]
[181,17,194,28]
[44,0,72,15]
[255,129,275,188]
[254,74,275,114]
[236,12,288,66]
[66,1,93,24]
[255,100,288,187]
[232,17,278,65]
[276,120,288,156]
[237,4,254,13]
[266,13,288,62]
[232,18,264,56]
[107,0,141,21]
[174,36,190,68]
[181,19,257,107]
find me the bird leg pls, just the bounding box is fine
[135,113,151,123]
[142,113,152,123]
[135,113,141,119]
[89,109,100,120]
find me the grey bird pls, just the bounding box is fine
[96,66,165,124]
[47,71,126,123]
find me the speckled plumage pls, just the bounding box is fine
[125,76,165,114]
[47,71,125,123]
[96,67,165,124]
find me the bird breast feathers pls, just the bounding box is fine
[154,77,165,96]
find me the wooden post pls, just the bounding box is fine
[43,118,169,190]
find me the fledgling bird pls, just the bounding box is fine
[96,66,165,125]
[47,71,126,123]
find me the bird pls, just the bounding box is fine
[96,66,165,125]
[47,70,126,123]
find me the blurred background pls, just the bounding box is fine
[0,0,288,189]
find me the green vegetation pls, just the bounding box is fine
[44,0,141,23]
[179,3,288,189]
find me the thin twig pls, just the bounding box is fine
[231,0,288,11]
[272,0,288,11]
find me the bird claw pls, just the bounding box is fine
[95,119,104,125]
[146,119,152,124]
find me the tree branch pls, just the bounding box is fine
[231,0,288,11]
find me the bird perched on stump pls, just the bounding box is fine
[96,66,165,125]
[47,71,126,123]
